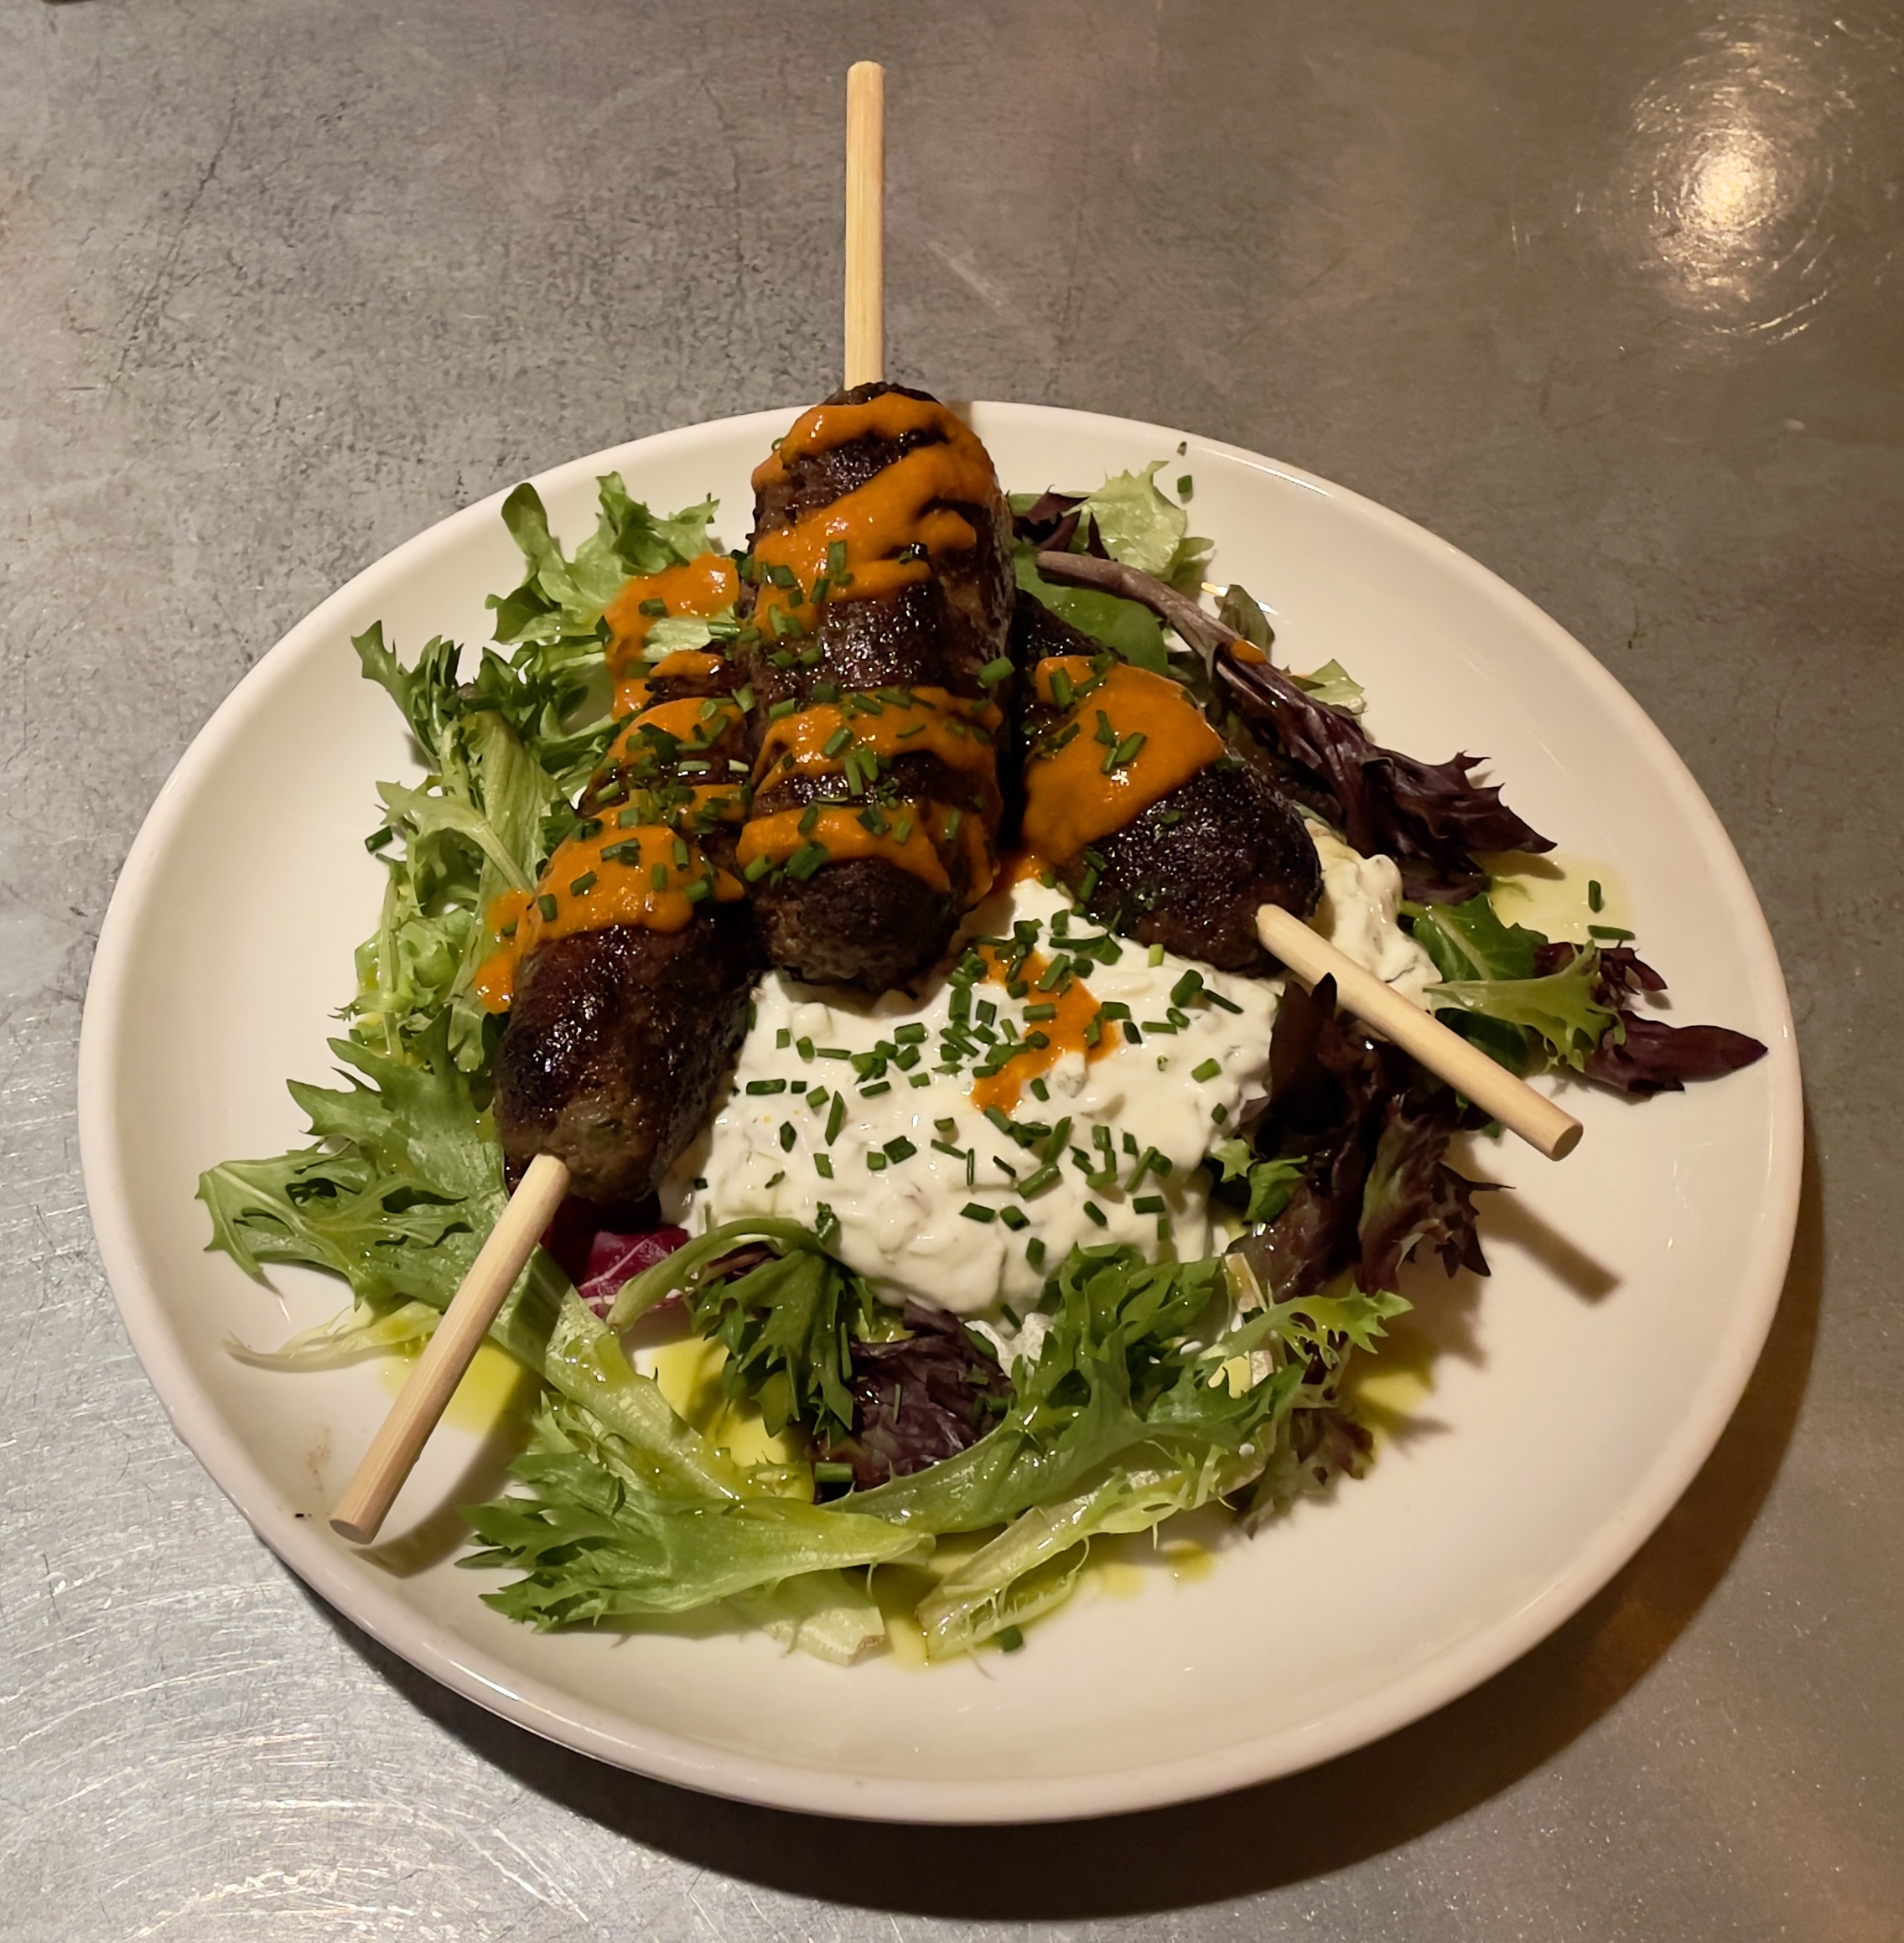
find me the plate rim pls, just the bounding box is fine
[76,401,1803,1823]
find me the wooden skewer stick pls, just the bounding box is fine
[843,61,885,388]
[1258,905,1583,1160]
[330,1151,571,1544]
[334,69,892,1547]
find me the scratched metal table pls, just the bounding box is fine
[3,2,1899,1936]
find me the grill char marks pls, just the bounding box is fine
[494,913,756,1206]
[736,383,1015,992]
[1012,596,1321,974]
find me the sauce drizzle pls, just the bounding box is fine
[1020,656,1223,864]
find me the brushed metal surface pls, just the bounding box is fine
[3,0,1897,1936]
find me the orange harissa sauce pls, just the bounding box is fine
[1019,657,1222,863]
[475,828,744,1009]
[742,394,1008,899]
[967,942,1114,1117]
[475,553,747,1012]
[604,556,739,717]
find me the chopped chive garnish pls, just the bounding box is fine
[1175,474,1193,500]
[768,697,799,719]
[1025,1237,1046,1270]
[1212,1103,1228,1125]
[364,826,395,852]
[684,875,713,904]
[826,539,848,575]
[1082,1202,1108,1227]
[537,893,558,922]
[796,1036,815,1060]
[1192,1058,1222,1082]
[1133,1194,1166,1215]
[1588,924,1636,941]
[777,1122,796,1152]
[825,1095,846,1143]
[651,863,669,890]
[998,1205,1030,1232]
[1048,667,1074,708]
[776,1027,791,1049]
[860,1080,891,1097]
[569,870,597,896]
[1170,969,1204,1007]
[894,1023,927,1044]
[813,1460,853,1485]
[884,1137,916,1163]
[866,1151,888,1172]
[1030,1077,1051,1102]
[743,854,772,882]
[1588,878,1605,913]
[931,1139,965,1159]
[960,1203,996,1223]
[977,655,1014,687]
[764,1170,785,1189]
[814,1153,834,1179]
[822,725,853,759]
[745,1079,787,1095]
[1015,1162,1061,1198]
[637,597,667,618]
[1123,1022,1144,1045]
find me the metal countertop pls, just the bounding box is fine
[3,3,1897,1936]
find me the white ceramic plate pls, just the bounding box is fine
[78,405,1800,1823]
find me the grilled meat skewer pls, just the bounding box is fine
[734,382,1017,990]
[485,568,759,1206]
[1012,596,1320,973]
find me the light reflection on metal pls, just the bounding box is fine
[1608,20,1891,345]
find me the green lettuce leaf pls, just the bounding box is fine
[350,625,560,1069]
[1414,893,1617,1072]
[611,1218,869,1442]
[1014,552,1171,671]
[1076,462,1211,590]
[1012,464,1211,673]
[1211,1141,1306,1225]
[462,1397,926,1630]
[485,476,719,652]
[1295,658,1366,716]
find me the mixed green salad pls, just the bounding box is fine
[199,459,1762,1664]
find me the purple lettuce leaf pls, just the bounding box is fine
[1029,549,1552,902]
[576,1226,689,1316]
[1585,1016,1769,1096]
[1240,982,1492,1302]
[1535,940,1768,1097]
[816,1301,1014,1491]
